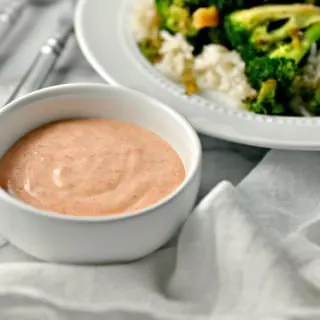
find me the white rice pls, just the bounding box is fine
[131,0,255,105]
[302,44,320,85]
[194,44,255,101]
[131,0,159,42]
[155,31,194,82]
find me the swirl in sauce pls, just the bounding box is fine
[0,119,185,216]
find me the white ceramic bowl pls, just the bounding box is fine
[0,83,201,264]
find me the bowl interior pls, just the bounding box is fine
[0,85,200,179]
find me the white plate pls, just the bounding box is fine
[75,0,320,150]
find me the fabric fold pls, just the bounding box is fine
[1,177,320,319]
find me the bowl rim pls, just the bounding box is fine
[0,83,202,223]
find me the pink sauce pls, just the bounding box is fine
[0,119,185,216]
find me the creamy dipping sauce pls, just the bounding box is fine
[0,119,185,216]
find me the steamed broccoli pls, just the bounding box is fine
[224,4,320,62]
[155,0,320,42]
[270,21,320,62]
[245,21,320,99]
[244,79,286,114]
[182,0,313,14]
[155,0,171,24]
[155,0,198,36]
[245,57,297,92]
[155,0,225,53]
[224,4,320,114]
[154,0,310,53]
[138,39,162,63]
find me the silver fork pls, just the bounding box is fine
[0,0,60,45]
[0,2,75,249]
[0,0,28,43]
[4,2,75,105]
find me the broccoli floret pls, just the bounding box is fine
[182,0,309,14]
[138,39,162,62]
[155,0,172,22]
[234,6,320,115]
[246,23,320,114]
[244,79,286,114]
[224,4,320,62]
[245,21,320,98]
[155,0,198,36]
[167,6,198,36]
[270,22,320,62]
[155,0,226,53]
[245,57,298,93]
[247,22,320,85]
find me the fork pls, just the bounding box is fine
[0,0,59,45]
[0,2,75,249]
[0,0,28,43]
[4,2,74,105]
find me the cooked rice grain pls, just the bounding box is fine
[303,44,320,85]
[131,0,160,42]
[194,44,254,101]
[155,31,194,82]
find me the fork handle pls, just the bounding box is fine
[5,22,74,105]
[0,0,27,42]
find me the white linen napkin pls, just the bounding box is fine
[1,150,320,319]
